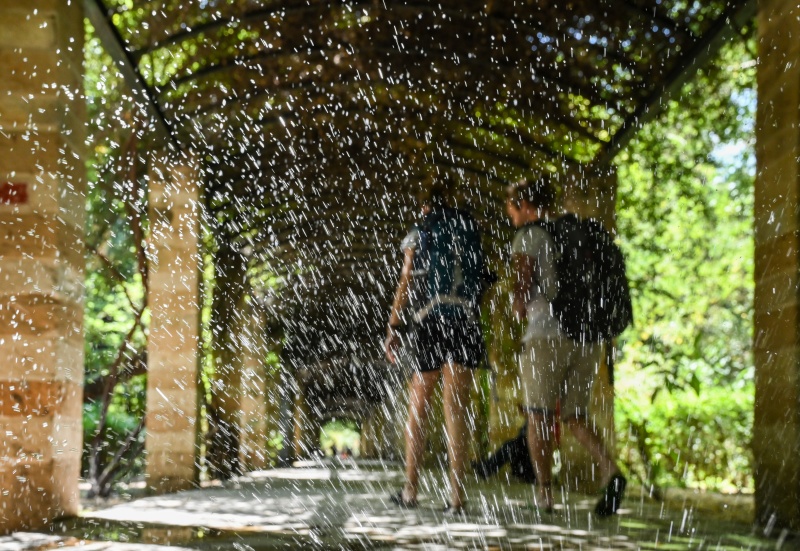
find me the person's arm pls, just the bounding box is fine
[512,252,536,322]
[384,246,415,364]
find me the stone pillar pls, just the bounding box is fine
[360,413,376,458]
[294,380,321,459]
[145,151,201,493]
[362,395,405,460]
[373,361,412,461]
[277,364,297,466]
[486,275,528,456]
[239,307,269,471]
[563,167,618,230]
[0,1,85,533]
[753,0,800,529]
[558,166,618,493]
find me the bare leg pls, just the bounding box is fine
[402,370,440,502]
[566,416,627,516]
[527,411,555,509]
[564,416,619,485]
[442,361,472,509]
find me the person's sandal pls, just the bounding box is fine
[389,490,418,509]
[595,474,627,517]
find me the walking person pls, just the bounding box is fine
[506,177,629,516]
[384,183,487,515]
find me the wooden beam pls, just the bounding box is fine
[83,0,176,146]
[592,0,756,168]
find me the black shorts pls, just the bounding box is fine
[412,307,486,373]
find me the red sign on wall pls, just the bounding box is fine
[0,182,28,205]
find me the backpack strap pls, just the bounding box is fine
[413,295,475,323]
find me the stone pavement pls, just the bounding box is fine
[12,460,793,550]
[0,531,195,551]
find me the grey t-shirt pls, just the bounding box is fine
[400,227,420,252]
[511,224,561,340]
[399,227,425,322]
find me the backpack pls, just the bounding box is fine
[412,207,494,322]
[533,213,633,342]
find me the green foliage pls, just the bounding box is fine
[83,20,150,494]
[618,385,753,493]
[614,36,756,492]
[84,271,147,384]
[320,419,361,457]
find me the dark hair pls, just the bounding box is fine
[418,183,448,209]
[507,176,556,211]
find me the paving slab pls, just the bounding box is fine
[28,460,792,550]
[0,531,196,550]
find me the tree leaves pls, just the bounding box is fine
[615,36,756,491]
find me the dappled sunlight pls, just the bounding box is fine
[245,467,333,481]
[57,461,771,550]
[5,0,795,542]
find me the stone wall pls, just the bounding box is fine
[145,153,202,493]
[0,0,86,533]
[753,0,800,529]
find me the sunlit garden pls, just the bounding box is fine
[13,0,800,546]
[82,14,757,500]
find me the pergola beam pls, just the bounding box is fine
[592,0,757,168]
[84,0,176,146]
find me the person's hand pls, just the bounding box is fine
[384,326,401,364]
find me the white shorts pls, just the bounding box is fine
[518,336,602,419]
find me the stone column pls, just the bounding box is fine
[145,151,202,493]
[0,1,85,533]
[294,379,321,459]
[277,364,297,466]
[753,0,800,530]
[559,166,618,493]
[362,399,404,460]
[486,278,528,458]
[360,413,376,458]
[239,307,269,471]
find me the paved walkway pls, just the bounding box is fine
[12,460,791,550]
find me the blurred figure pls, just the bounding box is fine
[384,182,487,515]
[506,177,626,516]
[471,405,536,484]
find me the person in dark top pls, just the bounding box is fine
[384,183,486,515]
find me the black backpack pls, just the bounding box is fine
[533,213,633,342]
